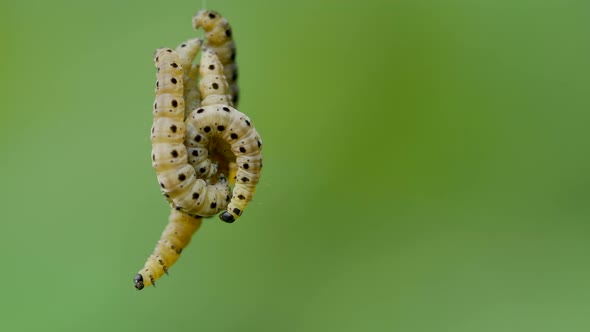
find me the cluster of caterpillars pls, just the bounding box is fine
[134,9,263,290]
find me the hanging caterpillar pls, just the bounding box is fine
[193,9,239,106]
[134,209,203,290]
[136,48,232,290]
[186,104,263,222]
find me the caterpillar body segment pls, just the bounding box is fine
[185,121,220,179]
[193,10,239,105]
[199,49,233,107]
[204,44,238,105]
[186,104,263,223]
[175,38,203,116]
[151,48,230,216]
[134,209,203,290]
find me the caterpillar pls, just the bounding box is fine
[136,48,232,291]
[186,49,263,222]
[193,9,239,106]
[186,104,263,222]
[134,209,203,290]
[151,48,231,216]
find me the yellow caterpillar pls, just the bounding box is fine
[151,48,231,216]
[193,10,239,105]
[134,209,202,289]
[187,49,263,223]
[187,103,263,222]
[136,49,232,290]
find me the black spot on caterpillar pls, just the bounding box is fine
[135,209,202,290]
[193,10,239,106]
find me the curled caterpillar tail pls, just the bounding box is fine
[152,48,231,216]
[186,105,263,223]
[193,10,239,106]
[135,209,202,290]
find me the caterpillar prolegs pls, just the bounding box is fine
[134,9,263,290]
[134,209,202,289]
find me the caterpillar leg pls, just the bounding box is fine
[193,10,239,106]
[134,209,202,290]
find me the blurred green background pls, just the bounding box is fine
[1,0,589,331]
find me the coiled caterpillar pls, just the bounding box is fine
[186,103,263,222]
[151,48,231,216]
[193,10,239,105]
[190,49,262,222]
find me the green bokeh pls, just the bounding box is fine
[1,0,589,331]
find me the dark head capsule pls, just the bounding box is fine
[134,274,145,290]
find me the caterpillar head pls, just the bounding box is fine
[134,274,144,290]
[153,48,174,64]
[219,211,235,223]
[193,10,221,30]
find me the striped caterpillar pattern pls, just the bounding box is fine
[134,9,262,290]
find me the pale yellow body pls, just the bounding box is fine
[187,48,262,221]
[193,10,239,105]
[136,209,202,288]
[186,103,262,220]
